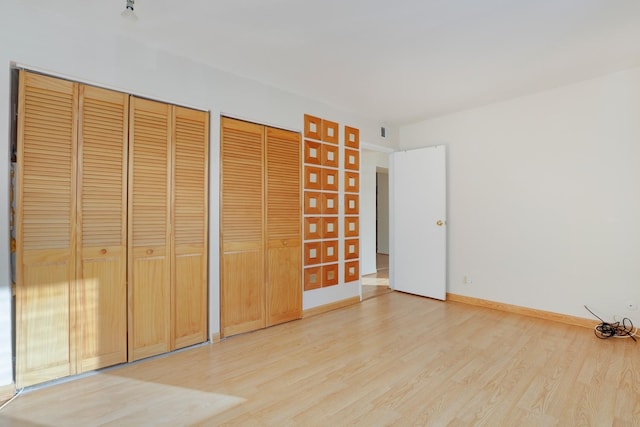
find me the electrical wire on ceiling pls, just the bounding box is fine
[121,0,138,21]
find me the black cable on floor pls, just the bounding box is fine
[584,305,637,342]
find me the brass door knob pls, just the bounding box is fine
[436,220,444,226]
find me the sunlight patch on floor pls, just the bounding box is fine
[1,376,246,426]
[362,276,389,287]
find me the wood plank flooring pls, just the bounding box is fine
[1,292,638,426]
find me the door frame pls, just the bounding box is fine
[359,143,394,299]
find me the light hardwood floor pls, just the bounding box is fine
[1,292,638,426]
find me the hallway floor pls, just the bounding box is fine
[361,253,392,300]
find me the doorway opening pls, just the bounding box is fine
[362,167,392,300]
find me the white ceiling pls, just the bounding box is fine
[26,0,640,125]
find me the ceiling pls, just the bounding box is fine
[26,0,640,125]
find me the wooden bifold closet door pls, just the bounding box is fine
[220,119,265,336]
[77,85,129,373]
[16,71,209,387]
[265,127,302,326]
[128,98,209,361]
[16,72,79,387]
[16,72,129,386]
[128,97,172,360]
[220,117,301,337]
[172,106,209,350]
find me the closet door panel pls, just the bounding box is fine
[16,71,78,387]
[221,118,265,337]
[174,250,205,347]
[128,97,172,361]
[131,249,169,359]
[267,240,301,326]
[77,85,128,372]
[265,127,302,326]
[20,256,72,386]
[222,249,265,336]
[172,107,209,348]
[79,247,126,370]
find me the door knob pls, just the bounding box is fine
[436,220,444,226]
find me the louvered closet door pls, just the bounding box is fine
[128,97,172,361]
[16,71,78,387]
[265,127,302,326]
[172,106,209,349]
[221,117,265,337]
[77,85,128,372]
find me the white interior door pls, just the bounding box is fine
[389,146,446,300]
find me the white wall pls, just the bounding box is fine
[0,3,398,389]
[400,67,640,324]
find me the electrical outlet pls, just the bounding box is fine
[463,275,472,285]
